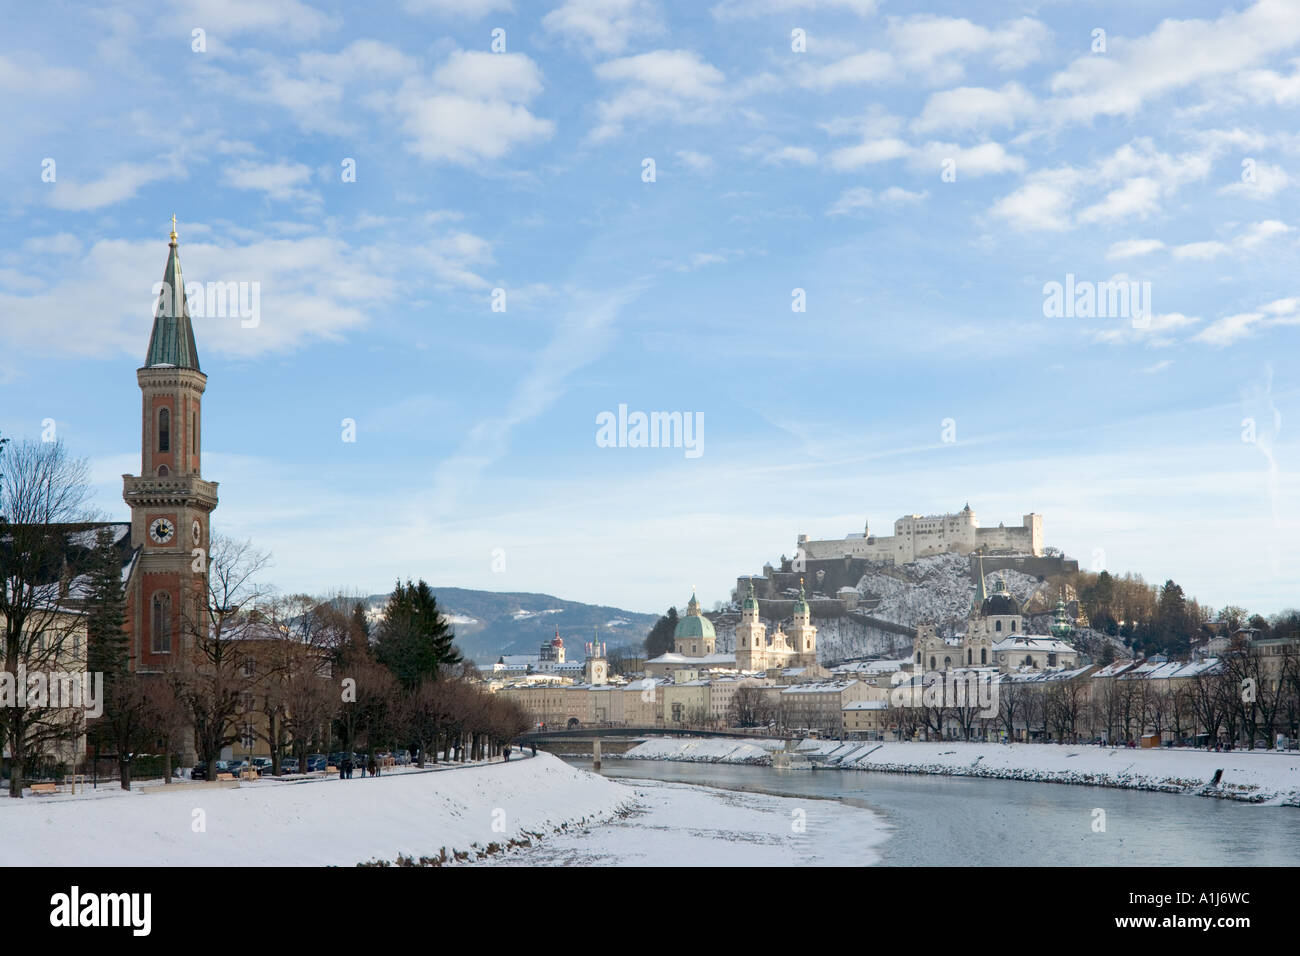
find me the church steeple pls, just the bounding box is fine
[972,550,987,610]
[146,218,201,371]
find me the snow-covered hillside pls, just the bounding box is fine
[858,552,1047,630]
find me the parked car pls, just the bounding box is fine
[328,752,347,768]
[392,749,412,766]
[305,754,327,772]
[251,757,272,776]
[227,760,250,778]
[280,757,300,774]
[192,760,230,780]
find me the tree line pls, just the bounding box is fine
[0,436,530,797]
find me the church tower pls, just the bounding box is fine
[735,580,768,671]
[787,578,818,668]
[122,220,219,673]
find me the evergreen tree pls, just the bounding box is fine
[85,527,128,676]
[374,580,461,689]
[644,607,679,658]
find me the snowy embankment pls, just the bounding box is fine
[0,753,630,866]
[621,737,1300,805]
[484,777,890,866]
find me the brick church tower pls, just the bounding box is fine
[122,220,218,673]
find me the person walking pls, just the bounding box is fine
[368,755,378,777]
[341,754,353,779]
[503,745,512,762]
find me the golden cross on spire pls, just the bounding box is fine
[169,214,178,242]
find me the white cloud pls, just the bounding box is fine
[0,232,402,362]
[402,0,512,14]
[828,137,910,170]
[800,51,893,90]
[911,83,1036,134]
[47,161,180,211]
[543,0,663,55]
[590,50,726,142]
[221,160,317,202]
[712,0,878,20]
[826,185,926,216]
[395,51,554,163]
[1220,160,1291,199]
[888,15,1050,82]
[0,53,85,93]
[1107,239,1165,260]
[1047,0,1300,124]
[992,140,1215,231]
[1172,240,1231,261]
[1077,177,1163,225]
[675,149,715,172]
[1092,312,1201,347]
[764,146,817,166]
[168,0,336,39]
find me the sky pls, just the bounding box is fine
[1,0,1299,617]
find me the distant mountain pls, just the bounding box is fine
[359,587,659,663]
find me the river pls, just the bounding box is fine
[565,758,1300,866]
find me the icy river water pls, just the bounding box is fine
[560,758,1300,866]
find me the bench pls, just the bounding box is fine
[326,766,338,774]
[216,772,236,781]
[31,783,58,795]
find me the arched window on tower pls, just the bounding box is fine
[995,620,1003,632]
[158,408,170,453]
[981,647,988,665]
[151,592,172,653]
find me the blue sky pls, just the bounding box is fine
[2,0,1299,617]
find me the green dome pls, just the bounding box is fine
[674,592,716,641]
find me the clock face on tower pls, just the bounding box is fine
[149,517,176,544]
[192,518,202,545]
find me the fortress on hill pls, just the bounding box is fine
[797,503,1042,565]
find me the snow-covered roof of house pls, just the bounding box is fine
[992,635,1076,653]
[780,679,860,694]
[647,651,738,665]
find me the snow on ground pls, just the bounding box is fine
[621,737,1300,805]
[0,754,630,867]
[481,777,889,866]
[621,737,782,764]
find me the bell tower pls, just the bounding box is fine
[122,219,219,672]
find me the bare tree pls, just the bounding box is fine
[177,535,271,774]
[0,440,94,797]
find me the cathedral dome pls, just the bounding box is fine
[981,578,1019,616]
[675,591,716,641]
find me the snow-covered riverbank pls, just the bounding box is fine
[482,776,890,866]
[619,738,1300,805]
[0,753,630,866]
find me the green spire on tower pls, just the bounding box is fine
[145,219,201,371]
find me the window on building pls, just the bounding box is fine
[158,408,170,452]
[981,648,987,665]
[996,620,1003,632]
[1011,620,1017,632]
[151,592,172,653]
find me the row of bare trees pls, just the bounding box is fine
[888,644,1300,747]
[0,437,530,796]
